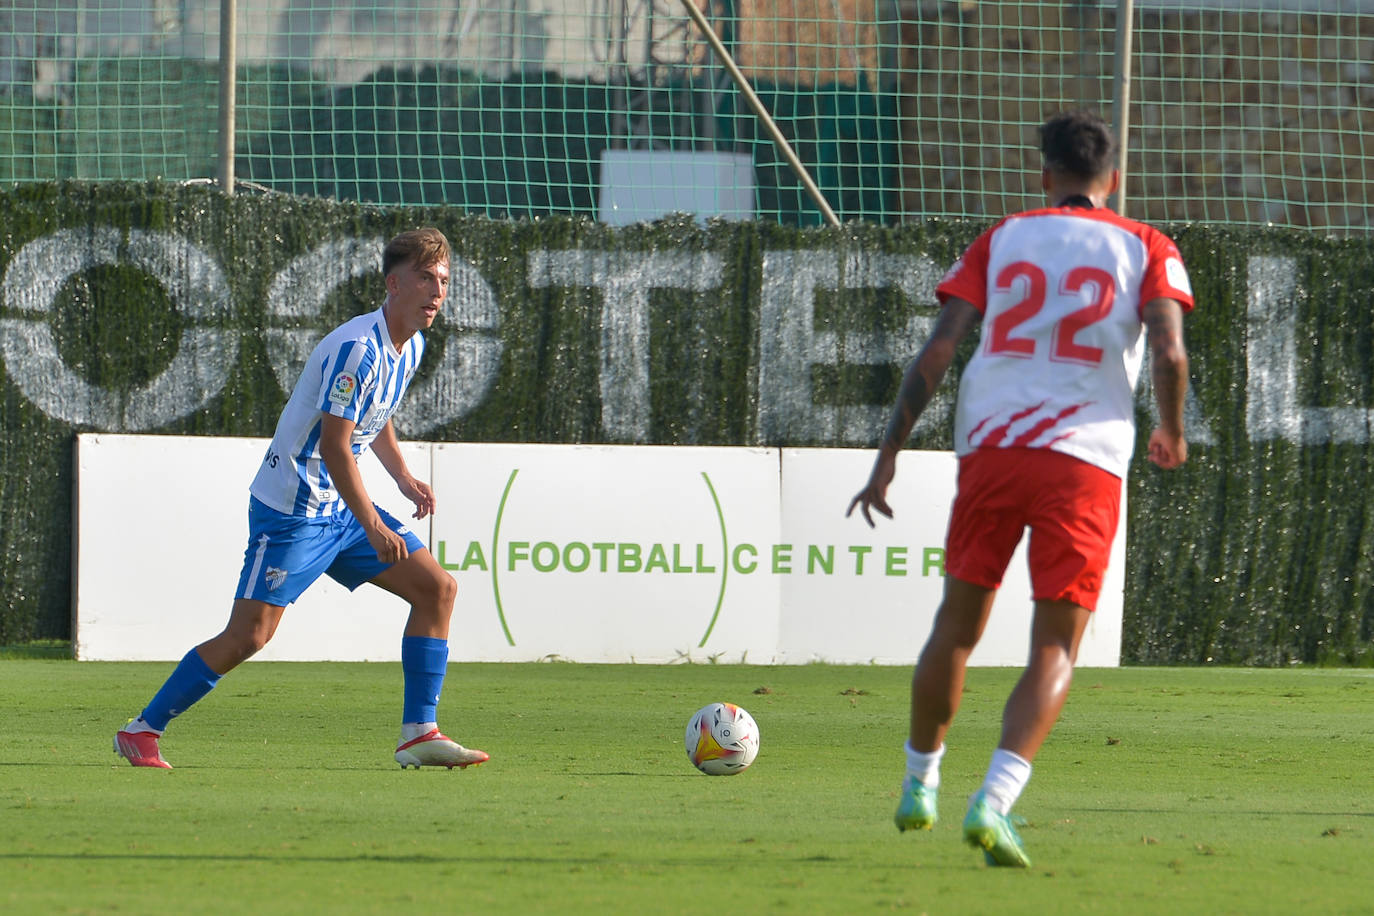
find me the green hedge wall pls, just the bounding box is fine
[1,183,1371,665]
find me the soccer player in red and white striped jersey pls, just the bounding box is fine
[849,109,1192,866]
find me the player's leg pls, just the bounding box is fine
[196,599,290,673]
[964,449,1118,865]
[895,576,998,831]
[114,599,286,768]
[329,505,486,769]
[897,450,1024,830]
[370,549,487,769]
[974,598,1092,817]
[909,577,999,752]
[998,598,1092,762]
[963,598,1089,867]
[988,449,1118,782]
[370,544,457,640]
[116,500,332,769]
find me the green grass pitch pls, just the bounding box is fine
[2,660,1371,913]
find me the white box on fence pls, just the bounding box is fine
[598,150,756,225]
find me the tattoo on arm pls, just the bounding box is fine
[881,368,932,453]
[876,298,978,454]
[1143,298,1188,433]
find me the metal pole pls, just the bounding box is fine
[1111,0,1135,216]
[217,0,237,194]
[677,0,841,227]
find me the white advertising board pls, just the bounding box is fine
[781,449,1123,666]
[74,434,430,662]
[74,436,1122,665]
[429,443,781,662]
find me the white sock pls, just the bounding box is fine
[123,717,163,736]
[400,721,438,742]
[904,741,945,789]
[979,748,1032,815]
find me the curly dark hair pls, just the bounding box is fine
[1039,110,1116,180]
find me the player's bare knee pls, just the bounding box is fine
[232,627,272,661]
[203,628,269,671]
[404,569,456,615]
[437,570,457,608]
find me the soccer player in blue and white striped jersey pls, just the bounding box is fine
[115,228,488,771]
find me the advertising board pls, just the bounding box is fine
[75,436,1122,665]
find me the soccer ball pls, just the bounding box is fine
[684,702,760,775]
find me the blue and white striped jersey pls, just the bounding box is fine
[250,307,424,517]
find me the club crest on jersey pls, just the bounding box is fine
[265,567,288,591]
[329,371,357,406]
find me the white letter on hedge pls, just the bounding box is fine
[528,249,722,442]
[0,228,236,429]
[757,250,946,444]
[396,255,504,437]
[263,236,385,394]
[263,238,503,437]
[1246,255,1372,444]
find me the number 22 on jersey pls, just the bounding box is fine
[985,260,1116,368]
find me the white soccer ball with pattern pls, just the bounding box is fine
[685,702,760,775]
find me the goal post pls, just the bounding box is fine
[1111,0,1135,217]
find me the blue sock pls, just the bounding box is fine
[401,637,447,725]
[141,649,222,731]
[401,636,449,724]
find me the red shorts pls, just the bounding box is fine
[945,447,1122,612]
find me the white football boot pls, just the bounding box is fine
[395,728,489,769]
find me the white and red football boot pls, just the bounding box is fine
[394,729,489,770]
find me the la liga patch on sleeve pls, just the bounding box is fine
[1165,256,1192,298]
[329,371,357,406]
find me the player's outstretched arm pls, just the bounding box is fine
[372,419,436,519]
[847,298,980,527]
[1143,296,1189,469]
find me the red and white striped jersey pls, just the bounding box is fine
[936,203,1194,478]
